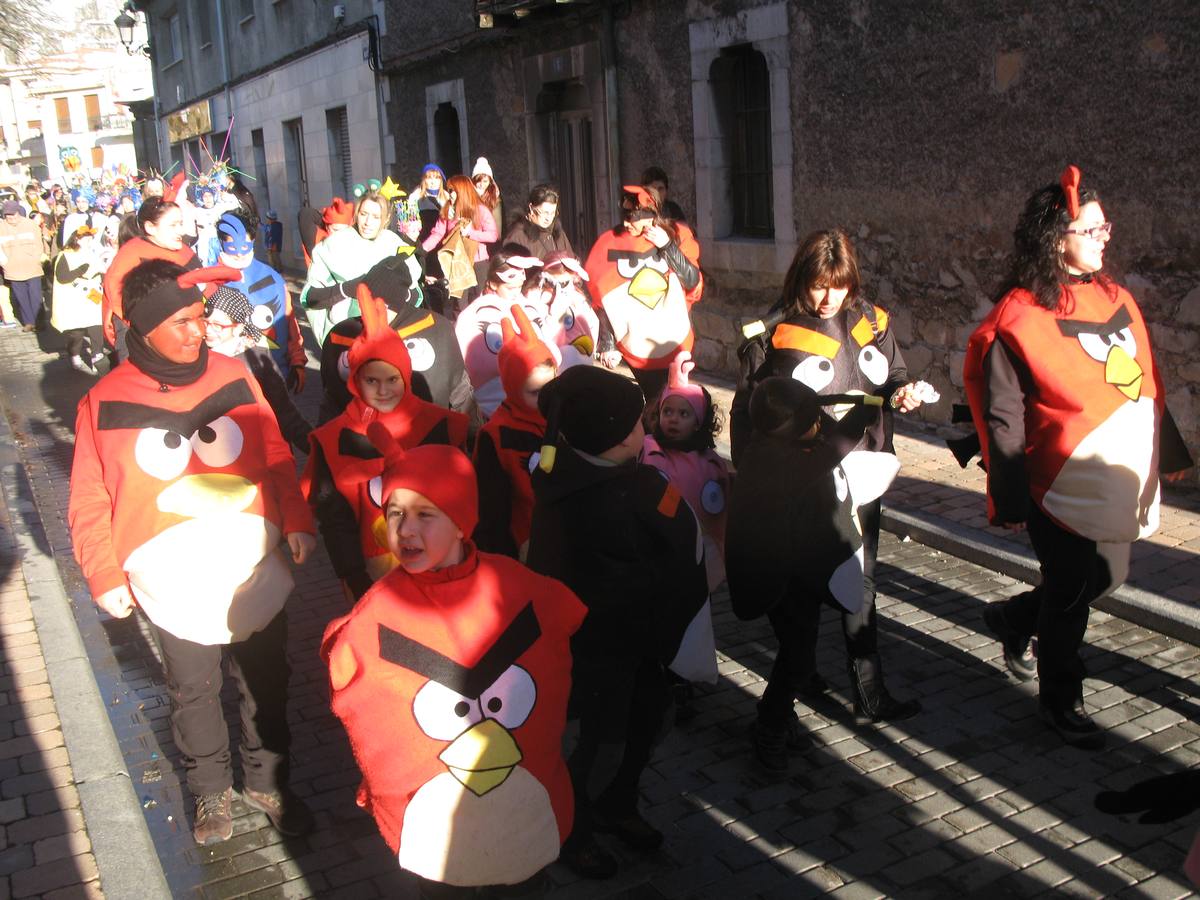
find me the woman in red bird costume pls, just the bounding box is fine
[965,165,1192,749]
[303,284,468,602]
[322,426,584,895]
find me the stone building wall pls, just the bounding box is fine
[380,0,1200,462]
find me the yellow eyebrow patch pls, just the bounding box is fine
[851,309,889,347]
[772,324,841,358]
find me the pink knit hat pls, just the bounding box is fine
[660,351,706,422]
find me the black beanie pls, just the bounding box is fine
[750,377,821,439]
[539,365,644,455]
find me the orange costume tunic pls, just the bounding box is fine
[964,281,1172,543]
[68,352,313,644]
[584,226,702,370]
[321,545,585,886]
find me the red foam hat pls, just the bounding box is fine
[346,283,414,406]
[498,304,556,412]
[366,421,479,536]
[323,197,355,227]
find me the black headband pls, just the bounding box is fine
[128,278,203,336]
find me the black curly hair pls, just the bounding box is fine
[645,383,723,452]
[998,180,1114,310]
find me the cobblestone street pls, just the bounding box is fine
[1,326,1198,898]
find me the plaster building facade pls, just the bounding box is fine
[0,46,149,188]
[134,0,391,269]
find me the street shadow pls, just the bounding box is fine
[0,442,103,896]
[592,543,1198,899]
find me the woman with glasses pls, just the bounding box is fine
[966,165,1192,749]
[503,184,574,261]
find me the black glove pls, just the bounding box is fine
[304,277,364,310]
[363,255,414,309]
[1095,771,1200,824]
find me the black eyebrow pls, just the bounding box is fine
[338,429,382,460]
[1056,305,1133,337]
[377,602,541,698]
[97,380,255,434]
[607,249,655,263]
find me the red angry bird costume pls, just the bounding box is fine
[303,285,468,598]
[585,185,702,371]
[964,280,1167,542]
[321,428,585,887]
[474,305,556,558]
[69,267,313,645]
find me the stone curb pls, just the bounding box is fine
[0,414,170,900]
[881,505,1200,648]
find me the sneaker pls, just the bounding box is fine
[193,787,233,845]
[753,719,790,774]
[70,355,89,372]
[983,604,1037,681]
[1040,700,1105,750]
[0,320,16,329]
[592,807,664,852]
[241,786,315,837]
[559,836,618,879]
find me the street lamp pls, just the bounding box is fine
[114,4,149,57]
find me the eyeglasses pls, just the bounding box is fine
[1065,222,1112,240]
[205,319,240,333]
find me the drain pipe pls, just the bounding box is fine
[600,1,621,223]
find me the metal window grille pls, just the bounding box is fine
[326,107,352,202]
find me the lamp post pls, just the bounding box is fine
[113,4,149,57]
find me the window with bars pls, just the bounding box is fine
[326,107,351,202]
[711,44,773,238]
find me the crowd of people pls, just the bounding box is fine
[0,156,1182,896]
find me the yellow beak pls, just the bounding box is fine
[371,514,390,550]
[1105,345,1143,401]
[157,473,256,517]
[438,718,522,797]
[628,267,668,309]
[571,334,595,357]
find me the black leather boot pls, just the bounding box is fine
[848,655,921,723]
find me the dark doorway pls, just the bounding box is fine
[433,102,464,177]
[534,80,596,252]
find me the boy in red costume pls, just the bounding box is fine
[303,284,468,601]
[474,304,557,560]
[322,425,584,894]
[68,259,317,846]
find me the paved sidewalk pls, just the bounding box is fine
[1,326,1199,898]
[0,435,101,900]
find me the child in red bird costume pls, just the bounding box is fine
[585,185,702,399]
[473,304,557,560]
[68,258,317,846]
[321,427,584,893]
[965,165,1192,749]
[303,284,468,601]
